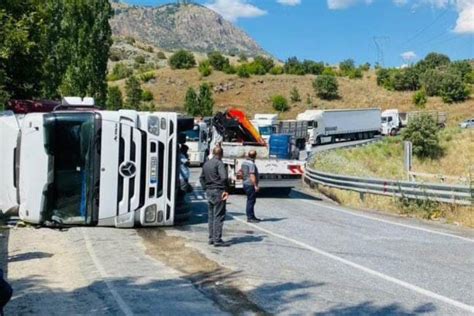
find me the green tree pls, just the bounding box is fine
[169,50,196,69]
[412,89,427,108]
[376,68,391,87]
[207,51,229,71]
[184,84,214,116]
[339,59,355,75]
[269,65,284,75]
[108,63,133,81]
[439,72,469,103]
[303,60,325,75]
[58,0,113,107]
[416,52,450,72]
[125,76,142,109]
[284,57,305,75]
[197,83,214,116]
[290,87,301,103]
[106,86,123,110]
[184,87,199,116]
[402,114,442,159]
[253,56,274,73]
[421,69,445,96]
[313,75,339,100]
[198,60,212,77]
[392,67,420,91]
[271,95,289,112]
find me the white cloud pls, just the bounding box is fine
[277,0,302,5]
[401,51,417,61]
[453,0,474,33]
[205,0,267,22]
[327,0,373,9]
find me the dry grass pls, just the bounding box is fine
[315,128,474,183]
[318,186,474,227]
[110,68,474,124]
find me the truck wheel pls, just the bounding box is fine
[390,129,397,136]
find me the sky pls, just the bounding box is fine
[125,0,473,67]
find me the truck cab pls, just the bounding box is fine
[252,114,278,143]
[0,97,180,227]
[381,109,401,136]
[183,121,209,166]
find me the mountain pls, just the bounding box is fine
[110,1,268,57]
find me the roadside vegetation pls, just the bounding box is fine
[312,127,474,226]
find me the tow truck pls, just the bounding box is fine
[0,97,193,227]
[210,109,305,194]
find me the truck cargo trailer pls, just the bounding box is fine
[297,109,381,145]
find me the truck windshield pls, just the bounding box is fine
[42,112,99,225]
[185,127,200,141]
[258,126,273,136]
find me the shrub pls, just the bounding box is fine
[253,55,274,73]
[108,63,133,81]
[138,71,156,83]
[198,60,213,77]
[238,53,248,62]
[223,64,237,74]
[449,60,473,83]
[360,62,371,71]
[271,95,289,112]
[208,51,229,71]
[169,50,196,69]
[269,65,284,75]
[439,73,470,103]
[142,89,154,102]
[106,86,123,110]
[284,57,305,75]
[157,51,167,60]
[376,68,391,87]
[184,87,199,116]
[322,67,336,76]
[416,52,450,72]
[313,75,339,100]
[290,87,301,103]
[135,55,146,64]
[237,64,250,78]
[392,67,420,91]
[339,59,355,75]
[348,68,363,79]
[412,89,427,108]
[303,60,325,75]
[125,76,143,109]
[401,114,442,159]
[247,62,266,75]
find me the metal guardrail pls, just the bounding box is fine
[304,168,473,206]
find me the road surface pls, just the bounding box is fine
[2,141,473,315]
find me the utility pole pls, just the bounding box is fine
[373,36,389,67]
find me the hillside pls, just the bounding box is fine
[110,1,267,57]
[111,67,473,125]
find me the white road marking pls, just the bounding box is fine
[229,215,474,313]
[298,198,474,243]
[82,228,134,316]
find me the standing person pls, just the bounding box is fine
[242,150,261,223]
[305,141,313,160]
[0,269,12,316]
[200,147,230,247]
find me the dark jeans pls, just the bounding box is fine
[243,184,257,220]
[206,189,226,242]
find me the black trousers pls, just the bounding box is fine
[206,189,226,242]
[243,184,257,220]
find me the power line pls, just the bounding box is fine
[400,8,449,47]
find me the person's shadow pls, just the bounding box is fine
[227,235,265,245]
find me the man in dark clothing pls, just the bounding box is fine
[0,269,12,316]
[242,150,261,223]
[200,147,229,247]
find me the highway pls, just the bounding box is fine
[2,140,474,315]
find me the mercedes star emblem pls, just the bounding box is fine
[119,161,137,178]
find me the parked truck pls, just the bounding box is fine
[251,114,278,142]
[211,109,305,193]
[252,114,308,149]
[381,109,447,136]
[0,97,193,227]
[183,120,209,166]
[297,109,381,145]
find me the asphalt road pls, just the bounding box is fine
[179,167,474,315]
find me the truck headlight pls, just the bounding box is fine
[145,204,157,223]
[148,116,160,136]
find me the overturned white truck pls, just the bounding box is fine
[0,97,193,227]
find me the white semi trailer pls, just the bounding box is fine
[381,109,447,136]
[0,97,187,228]
[297,109,381,145]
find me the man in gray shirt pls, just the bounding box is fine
[200,147,229,247]
[242,150,261,223]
